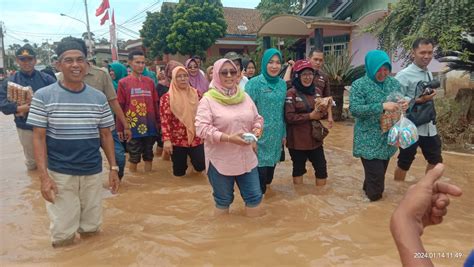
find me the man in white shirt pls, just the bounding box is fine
[394,38,442,181]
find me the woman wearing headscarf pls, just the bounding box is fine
[349,50,408,201]
[243,59,257,79]
[143,67,158,86]
[108,62,128,90]
[157,60,183,97]
[195,58,264,217]
[285,60,329,186]
[155,60,184,159]
[186,58,209,94]
[206,65,213,83]
[160,66,205,176]
[245,48,287,194]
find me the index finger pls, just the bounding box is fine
[433,181,462,197]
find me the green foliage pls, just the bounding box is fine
[140,4,176,59]
[166,0,227,57]
[322,50,365,85]
[367,0,474,62]
[256,0,303,21]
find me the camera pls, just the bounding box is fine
[417,80,440,96]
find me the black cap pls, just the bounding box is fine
[56,37,88,58]
[16,44,36,58]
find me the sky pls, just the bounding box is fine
[0,0,259,48]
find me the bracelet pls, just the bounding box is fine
[227,135,230,143]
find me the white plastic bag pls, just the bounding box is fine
[388,115,418,149]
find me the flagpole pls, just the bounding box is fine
[109,8,118,61]
[83,0,94,58]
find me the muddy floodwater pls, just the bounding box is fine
[0,115,472,266]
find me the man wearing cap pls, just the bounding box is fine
[224,51,249,89]
[57,37,130,180]
[0,44,56,170]
[27,39,120,247]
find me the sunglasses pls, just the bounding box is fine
[188,65,199,69]
[219,69,238,77]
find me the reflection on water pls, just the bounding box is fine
[0,116,472,266]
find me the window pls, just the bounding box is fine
[323,43,347,56]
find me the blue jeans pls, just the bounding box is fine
[207,163,262,209]
[112,129,126,179]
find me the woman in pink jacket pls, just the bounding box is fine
[195,58,264,217]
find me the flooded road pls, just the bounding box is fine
[0,115,472,266]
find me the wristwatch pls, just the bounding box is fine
[110,166,119,172]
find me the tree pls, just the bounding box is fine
[36,42,55,65]
[166,0,227,57]
[82,32,95,42]
[140,3,177,59]
[96,37,109,45]
[117,39,127,50]
[367,0,474,63]
[256,0,303,21]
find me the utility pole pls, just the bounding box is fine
[83,0,94,58]
[0,22,5,73]
[43,38,52,65]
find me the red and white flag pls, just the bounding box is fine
[109,10,118,60]
[95,0,110,17]
[100,11,109,25]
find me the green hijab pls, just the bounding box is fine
[261,48,283,84]
[108,62,128,90]
[364,50,392,82]
[142,67,158,86]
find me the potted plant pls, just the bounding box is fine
[323,50,365,121]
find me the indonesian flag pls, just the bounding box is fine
[95,0,110,17]
[100,11,109,25]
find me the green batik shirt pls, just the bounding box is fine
[245,74,287,167]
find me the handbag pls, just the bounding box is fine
[295,91,329,141]
[406,74,437,126]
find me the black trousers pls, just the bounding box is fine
[398,135,443,171]
[288,146,328,178]
[361,158,390,201]
[170,144,205,176]
[258,165,276,194]
[127,136,156,164]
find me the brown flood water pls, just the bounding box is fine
[0,115,472,266]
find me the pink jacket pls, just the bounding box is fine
[195,94,263,176]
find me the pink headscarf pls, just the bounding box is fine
[185,58,209,94]
[210,58,239,96]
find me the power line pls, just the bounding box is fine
[118,25,140,36]
[5,33,25,43]
[116,28,139,39]
[121,6,161,25]
[119,1,162,26]
[6,28,109,38]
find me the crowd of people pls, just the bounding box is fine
[0,36,467,266]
